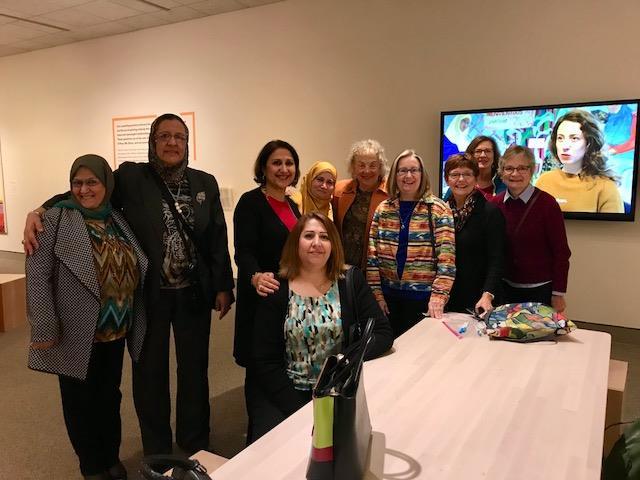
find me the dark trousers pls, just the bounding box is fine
[502,281,553,305]
[244,367,311,444]
[59,338,125,476]
[384,296,428,338]
[132,288,212,455]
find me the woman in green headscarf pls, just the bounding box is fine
[27,154,148,480]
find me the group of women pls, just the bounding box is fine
[22,112,578,479]
[230,133,571,443]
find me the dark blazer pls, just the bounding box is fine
[447,194,505,312]
[252,268,393,416]
[112,162,234,306]
[27,208,148,380]
[233,187,301,367]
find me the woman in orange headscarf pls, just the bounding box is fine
[290,161,338,219]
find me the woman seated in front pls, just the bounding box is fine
[251,213,393,441]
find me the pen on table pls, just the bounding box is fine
[442,321,462,339]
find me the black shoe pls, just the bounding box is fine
[107,462,127,480]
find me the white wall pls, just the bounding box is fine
[1,0,639,327]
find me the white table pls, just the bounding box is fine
[213,314,611,479]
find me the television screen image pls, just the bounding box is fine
[439,99,639,221]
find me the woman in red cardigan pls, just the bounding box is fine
[491,145,571,312]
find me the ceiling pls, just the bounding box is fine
[0,0,283,58]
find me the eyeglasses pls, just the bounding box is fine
[397,167,422,176]
[155,132,188,143]
[71,179,101,189]
[473,148,493,156]
[448,172,475,180]
[503,166,530,174]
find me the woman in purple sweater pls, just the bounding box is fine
[491,145,571,312]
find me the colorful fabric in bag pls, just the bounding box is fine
[485,302,576,342]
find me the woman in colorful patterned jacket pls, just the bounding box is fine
[367,150,456,337]
[27,154,148,480]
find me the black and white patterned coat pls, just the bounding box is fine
[27,207,148,381]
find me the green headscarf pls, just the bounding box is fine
[55,154,113,220]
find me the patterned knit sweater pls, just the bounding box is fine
[367,195,456,304]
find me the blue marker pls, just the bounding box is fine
[458,322,469,334]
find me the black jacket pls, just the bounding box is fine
[233,187,301,367]
[252,267,393,416]
[447,194,505,312]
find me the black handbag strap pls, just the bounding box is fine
[147,165,204,264]
[346,266,358,323]
[345,266,361,344]
[314,317,375,397]
[341,317,374,394]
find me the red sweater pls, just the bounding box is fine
[491,188,571,293]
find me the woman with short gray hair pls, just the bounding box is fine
[332,139,389,269]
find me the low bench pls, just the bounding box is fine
[604,359,628,456]
[0,274,26,332]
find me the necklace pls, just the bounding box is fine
[399,202,416,231]
[168,180,183,214]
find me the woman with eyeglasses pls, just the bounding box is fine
[22,114,235,457]
[333,139,389,270]
[289,161,338,219]
[233,140,301,443]
[444,154,505,315]
[367,150,456,337]
[464,135,506,199]
[491,145,571,312]
[27,154,148,480]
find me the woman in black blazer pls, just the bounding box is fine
[233,140,302,443]
[444,154,506,314]
[251,213,393,440]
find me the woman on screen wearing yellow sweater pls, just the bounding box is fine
[536,110,624,213]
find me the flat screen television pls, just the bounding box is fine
[439,99,639,221]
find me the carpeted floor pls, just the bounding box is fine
[0,305,246,480]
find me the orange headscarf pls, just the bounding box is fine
[296,161,338,219]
